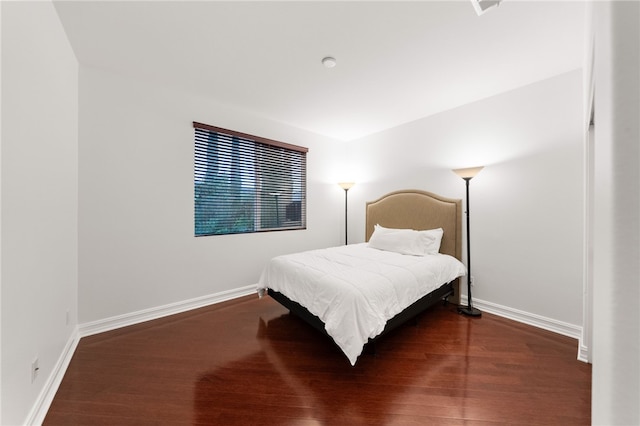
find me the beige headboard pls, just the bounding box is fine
[365,189,462,261]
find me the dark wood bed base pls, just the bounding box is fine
[268,279,456,346]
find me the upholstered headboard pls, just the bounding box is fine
[365,189,462,261]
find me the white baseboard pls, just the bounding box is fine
[461,296,587,361]
[577,343,590,363]
[25,329,80,426]
[79,284,256,338]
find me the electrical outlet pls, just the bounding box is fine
[31,357,39,383]
[470,276,476,286]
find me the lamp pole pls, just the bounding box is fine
[452,167,483,317]
[338,182,355,245]
[459,177,481,316]
[343,189,348,245]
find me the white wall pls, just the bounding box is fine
[78,66,343,324]
[0,2,608,423]
[345,70,584,328]
[1,2,79,425]
[591,2,640,424]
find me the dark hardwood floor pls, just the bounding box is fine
[44,295,591,425]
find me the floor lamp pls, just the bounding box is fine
[338,182,355,245]
[453,166,484,317]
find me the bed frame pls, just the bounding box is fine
[268,189,463,350]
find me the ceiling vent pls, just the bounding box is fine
[470,0,502,16]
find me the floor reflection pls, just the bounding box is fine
[194,306,465,424]
[44,296,590,425]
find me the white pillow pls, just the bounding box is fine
[368,225,443,256]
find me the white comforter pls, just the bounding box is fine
[257,243,466,365]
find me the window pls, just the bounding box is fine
[194,122,308,236]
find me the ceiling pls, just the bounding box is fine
[54,1,586,141]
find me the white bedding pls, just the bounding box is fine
[257,243,466,365]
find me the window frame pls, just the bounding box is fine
[193,122,308,237]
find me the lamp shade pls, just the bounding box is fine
[453,166,484,180]
[338,182,355,191]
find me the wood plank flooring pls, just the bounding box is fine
[44,295,591,425]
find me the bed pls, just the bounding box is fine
[257,189,465,365]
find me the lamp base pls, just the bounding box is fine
[458,305,482,317]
